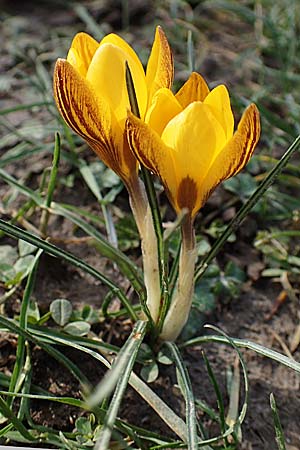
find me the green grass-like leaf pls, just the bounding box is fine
[93,320,147,450]
[270,393,287,450]
[0,219,138,321]
[165,342,203,450]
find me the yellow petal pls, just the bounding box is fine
[126,112,178,208]
[100,33,145,78]
[146,26,174,108]
[86,43,148,124]
[201,103,260,207]
[53,59,137,181]
[204,85,234,141]
[161,102,228,215]
[67,32,99,77]
[175,72,210,108]
[162,101,227,179]
[145,88,183,136]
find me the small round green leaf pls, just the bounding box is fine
[140,361,159,383]
[64,321,91,336]
[50,298,72,326]
[75,416,92,435]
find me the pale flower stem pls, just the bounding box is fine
[159,216,197,342]
[128,177,161,324]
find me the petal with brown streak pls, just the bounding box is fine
[126,112,178,208]
[146,26,174,108]
[53,59,137,181]
[175,72,210,108]
[200,103,260,206]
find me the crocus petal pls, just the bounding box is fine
[161,102,227,215]
[100,33,145,79]
[162,102,227,183]
[146,26,174,108]
[204,85,234,141]
[126,112,178,207]
[67,32,99,77]
[175,72,210,108]
[145,88,183,136]
[54,59,137,181]
[86,43,148,124]
[200,103,260,206]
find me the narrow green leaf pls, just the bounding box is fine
[0,316,91,389]
[78,159,118,248]
[0,322,187,442]
[51,202,144,298]
[270,393,287,450]
[0,219,138,321]
[94,321,147,450]
[182,334,300,374]
[8,249,42,408]
[40,132,61,236]
[202,351,227,435]
[0,166,145,300]
[165,342,199,450]
[0,168,43,205]
[88,320,147,408]
[0,395,35,441]
[0,101,53,115]
[0,390,171,446]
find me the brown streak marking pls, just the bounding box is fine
[127,126,155,172]
[177,176,198,213]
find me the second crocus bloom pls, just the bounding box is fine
[127,72,260,341]
[127,71,260,221]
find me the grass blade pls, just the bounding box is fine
[0,315,187,442]
[7,249,42,408]
[51,202,145,298]
[0,168,43,205]
[182,334,300,373]
[165,342,199,450]
[40,132,61,236]
[0,395,35,442]
[270,393,287,450]
[202,351,227,435]
[88,320,147,408]
[94,321,147,450]
[29,325,187,441]
[0,390,171,446]
[0,316,91,389]
[0,167,145,299]
[0,219,138,321]
[78,159,118,248]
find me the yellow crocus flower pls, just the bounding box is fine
[126,72,260,219]
[127,72,260,341]
[53,26,173,189]
[53,27,173,325]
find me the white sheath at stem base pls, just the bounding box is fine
[128,177,161,324]
[159,217,197,342]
